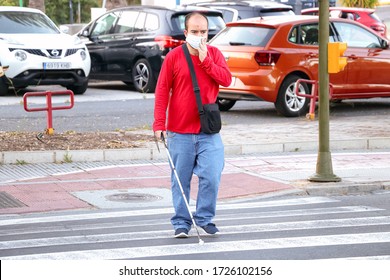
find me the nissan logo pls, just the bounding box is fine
[50,49,60,57]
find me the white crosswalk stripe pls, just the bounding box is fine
[0,196,389,260]
[3,232,390,260]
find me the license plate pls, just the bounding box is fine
[43,62,71,69]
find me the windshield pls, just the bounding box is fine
[0,11,59,34]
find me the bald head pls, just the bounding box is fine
[184,12,209,31]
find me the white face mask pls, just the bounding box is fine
[186,34,203,49]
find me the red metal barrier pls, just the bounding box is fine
[294,79,333,120]
[23,90,74,135]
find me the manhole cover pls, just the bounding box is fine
[0,192,26,209]
[106,193,162,203]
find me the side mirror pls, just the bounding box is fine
[81,29,90,37]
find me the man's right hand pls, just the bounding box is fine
[154,130,166,141]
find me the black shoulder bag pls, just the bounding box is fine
[182,44,221,134]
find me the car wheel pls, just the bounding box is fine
[0,77,9,96]
[217,98,236,111]
[274,75,310,117]
[67,81,88,95]
[132,58,156,93]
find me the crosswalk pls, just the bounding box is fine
[1,196,390,260]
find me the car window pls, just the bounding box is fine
[134,12,146,32]
[288,26,300,43]
[208,15,226,31]
[333,21,381,48]
[235,10,255,20]
[91,12,119,36]
[0,11,59,34]
[210,26,275,46]
[259,10,295,16]
[221,10,234,22]
[289,24,336,45]
[145,13,159,31]
[302,24,319,45]
[115,11,138,33]
[199,5,238,22]
[213,8,236,23]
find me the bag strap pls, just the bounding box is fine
[182,44,204,115]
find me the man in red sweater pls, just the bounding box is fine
[153,12,231,238]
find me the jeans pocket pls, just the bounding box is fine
[167,131,176,139]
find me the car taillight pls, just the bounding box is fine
[254,50,281,66]
[155,35,185,49]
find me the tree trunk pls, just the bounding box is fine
[28,0,45,13]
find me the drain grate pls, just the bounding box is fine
[106,193,162,203]
[0,192,26,209]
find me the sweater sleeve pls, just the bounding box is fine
[153,54,172,132]
[200,46,232,87]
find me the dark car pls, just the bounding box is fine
[273,0,336,14]
[190,0,295,23]
[77,5,225,93]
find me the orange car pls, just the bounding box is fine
[209,15,390,117]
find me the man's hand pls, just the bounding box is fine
[198,38,208,62]
[154,130,166,141]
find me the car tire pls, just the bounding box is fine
[132,58,156,93]
[217,98,236,111]
[0,77,9,96]
[274,75,310,117]
[67,81,88,95]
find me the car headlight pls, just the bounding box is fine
[15,50,27,61]
[80,50,87,61]
[72,35,82,45]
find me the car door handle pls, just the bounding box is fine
[347,54,358,60]
[307,52,318,58]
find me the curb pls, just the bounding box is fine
[2,137,390,164]
[299,181,390,196]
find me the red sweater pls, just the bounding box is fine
[153,45,232,134]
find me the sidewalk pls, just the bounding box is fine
[0,115,390,215]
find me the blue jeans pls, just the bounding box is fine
[167,131,224,230]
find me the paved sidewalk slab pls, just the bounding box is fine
[1,152,389,215]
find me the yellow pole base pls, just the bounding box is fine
[306,113,315,120]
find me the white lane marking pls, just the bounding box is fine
[0,197,338,226]
[0,206,380,237]
[1,216,390,250]
[3,232,390,260]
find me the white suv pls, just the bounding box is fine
[0,6,91,96]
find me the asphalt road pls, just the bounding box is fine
[1,82,390,133]
[1,192,389,260]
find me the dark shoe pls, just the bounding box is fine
[174,228,189,238]
[201,223,219,235]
